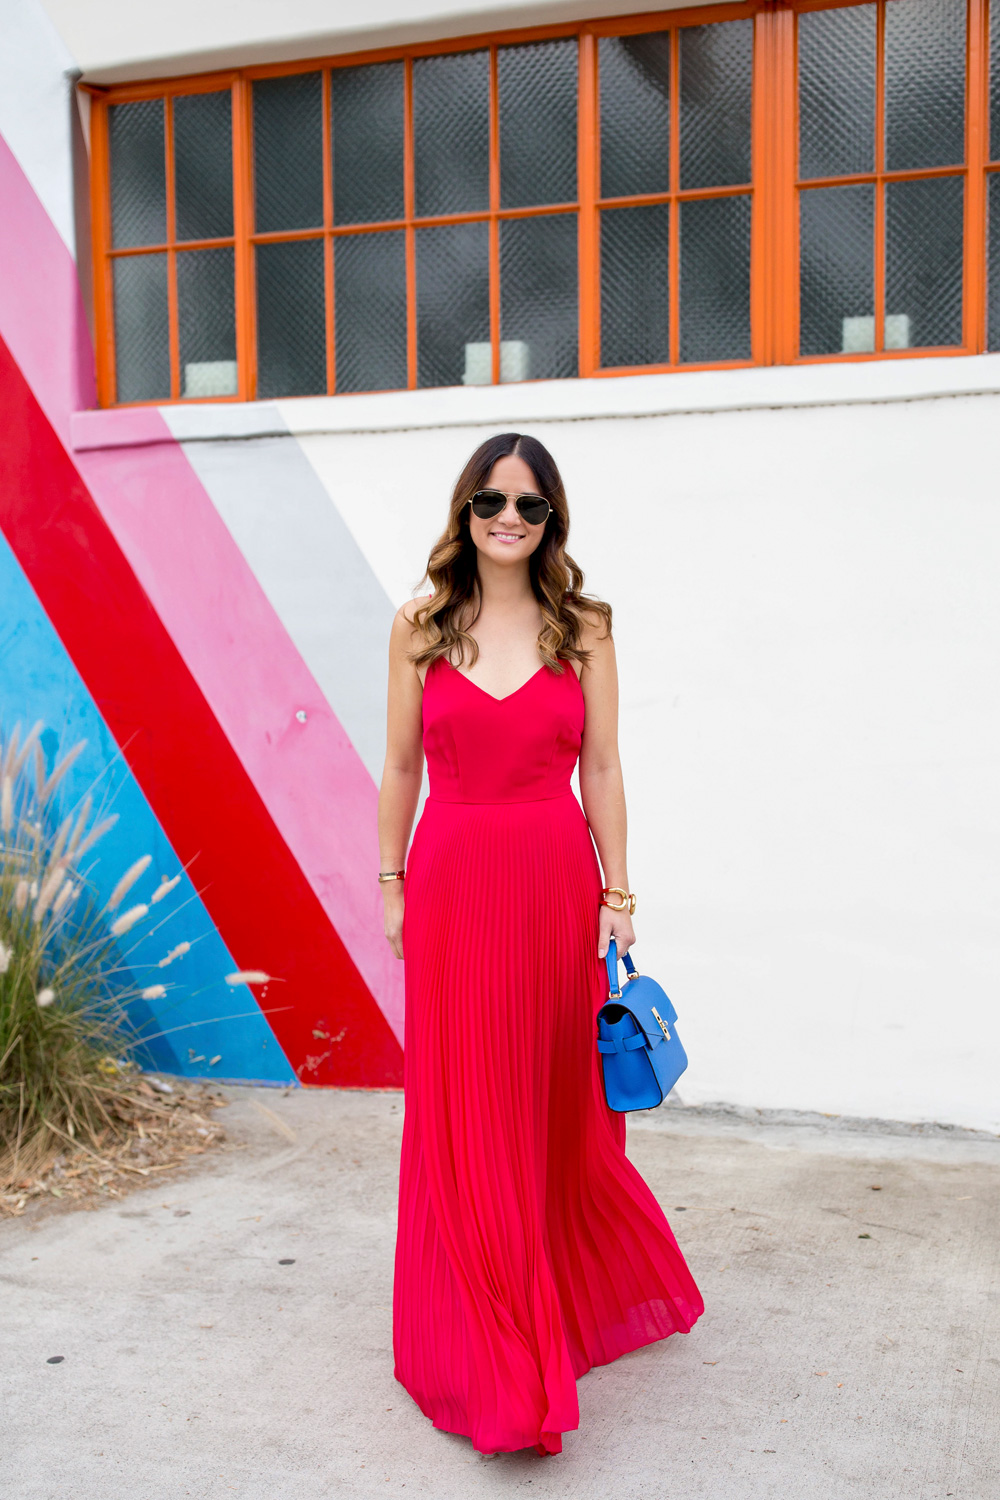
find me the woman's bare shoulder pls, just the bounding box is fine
[578,601,613,653]
[390,595,433,656]
[396,592,434,625]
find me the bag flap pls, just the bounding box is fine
[620,975,678,1046]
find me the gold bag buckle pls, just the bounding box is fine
[650,1005,671,1042]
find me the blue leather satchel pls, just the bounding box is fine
[596,940,688,1112]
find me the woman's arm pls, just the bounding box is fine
[578,625,636,960]
[377,604,425,959]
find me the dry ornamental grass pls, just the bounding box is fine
[0,1075,233,1218]
[0,720,273,1209]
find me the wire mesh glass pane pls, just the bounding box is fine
[601,204,670,368]
[177,248,237,398]
[173,91,233,241]
[885,177,964,348]
[256,238,326,397]
[988,176,1000,350]
[499,40,578,209]
[113,253,170,402]
[332,63,405,225]
[885,0,966,171]
[799,185,874,356]
[109,100,166,249]
[334,231,407,391]
[416,222,489,388]
[500,213,578,379]
[991,2,1000,162]
[680,21,753,190]
[798,5,876,180]
[599,33,671,199]
[679,195,751,362]
[413,51,489,217]
[253,73,323,233]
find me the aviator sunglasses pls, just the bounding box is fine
[470,489,552,527]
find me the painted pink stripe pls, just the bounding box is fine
[71,407,174,451]
[0,132,95,442]
[0,128,405,1045]
[77,437,404,1044]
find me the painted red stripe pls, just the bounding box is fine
[0,333,403,1088]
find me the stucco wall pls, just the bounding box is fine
[170,379,995,1130]
[72,355,1000,1127]
[4,0,997,1119]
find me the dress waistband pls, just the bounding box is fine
[425,790,577,808]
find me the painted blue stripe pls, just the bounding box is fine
[0,530,297,1085]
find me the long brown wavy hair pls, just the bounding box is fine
[410,433,612,673]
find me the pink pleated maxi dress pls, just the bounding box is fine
[393,657,704,1454]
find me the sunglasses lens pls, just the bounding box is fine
[516,497,550,526]
[471,491,505,519]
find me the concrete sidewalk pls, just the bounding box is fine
[3,1088,998,1500]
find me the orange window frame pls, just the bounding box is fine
[87,0,995,408]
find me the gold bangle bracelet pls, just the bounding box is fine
[378,870,405,884]
[601,887,636,916]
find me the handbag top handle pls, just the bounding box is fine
[604,939,639,999]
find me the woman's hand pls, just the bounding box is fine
[598,902,635,961]
[383,886,405,960]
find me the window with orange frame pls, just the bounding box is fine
[87,0,1000,407]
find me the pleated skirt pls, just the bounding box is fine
[393,791,704,1455]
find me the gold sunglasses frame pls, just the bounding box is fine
[469,490,553,526]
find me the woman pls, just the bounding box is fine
[378,432,703,1456]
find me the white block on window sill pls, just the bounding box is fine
[463,341,530,385]
[184,360,238,398]
[842,315,911,354]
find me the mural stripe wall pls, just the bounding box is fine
[0,333,402,1086]
[164,428,396,785]
[0,93,403,1084]
[0,484,296,1085]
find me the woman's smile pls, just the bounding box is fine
[490,529,525,545]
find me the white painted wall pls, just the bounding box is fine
[39,0,729,83]
[280,381,1000,1134]
[0,0,77,251]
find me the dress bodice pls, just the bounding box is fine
[421,658,584,804]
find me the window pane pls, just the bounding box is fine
[113,253,169,402]
[798,5,876,180]
[177,248,237,398]
[499,40,578,209]
[500,213,578,379]
[413,51,489,217]
[173,91,233,241]
[885,177,964,348]
[601,204,670,367]
[885,0,966,171]
[799,185,874,356]
[417,222,489,388]
[253,73,323,233]
[991,1,1000,161]
[109,99,166,249]
[988,176,1000,351]
[332,63,405,225]
[256,238,326,397]
[680,21,753,190]
[334,231,407,391]
[599,33,671,199]
[679,195,751,362]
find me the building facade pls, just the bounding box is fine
[1,0,997,1127]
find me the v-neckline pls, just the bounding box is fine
[446,661,546,704]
